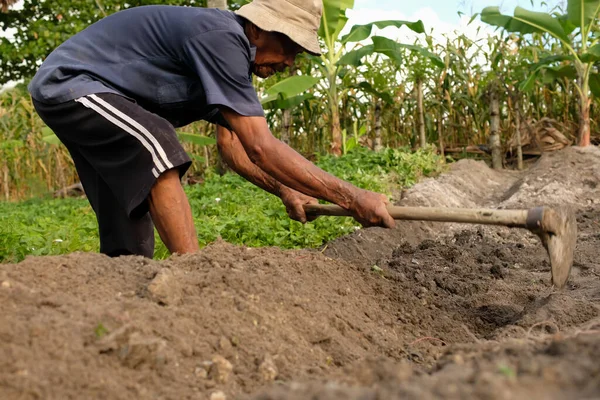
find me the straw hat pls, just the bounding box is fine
[235,0,322,56]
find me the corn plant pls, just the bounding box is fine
[482,1,600,146]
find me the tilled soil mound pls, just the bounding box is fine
[2,146,600,400]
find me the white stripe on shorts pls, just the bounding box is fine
[88,94,174,170]
[75,96,168,176]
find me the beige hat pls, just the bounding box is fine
[235,0,322,56]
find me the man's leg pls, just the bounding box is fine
[149,169,198,254]
[67,144,155,258]
[32,93,195,257]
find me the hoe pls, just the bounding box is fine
[305,204,577,289]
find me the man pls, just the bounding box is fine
[28,0,395,258]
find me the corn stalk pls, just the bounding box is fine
[482,1,600,146]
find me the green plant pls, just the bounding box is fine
[498,364,517,378]
[482,1,600,146]
[315,0,434,155]
[1,147,444,263]
[0,0,210,84]
[94,323,109,339]
[0,86,78,201]
[0,197,98,263]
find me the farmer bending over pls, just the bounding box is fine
[28,0,395,258]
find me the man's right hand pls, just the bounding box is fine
[349,189,396,228]
[218,108,396,230]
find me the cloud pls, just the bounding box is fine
[345,5,497,46]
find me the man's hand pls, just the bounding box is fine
[280,187,318,223]
[218,108,396,230]
[349,189,396,228]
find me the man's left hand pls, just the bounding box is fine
[280,187,318,224]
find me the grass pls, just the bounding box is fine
[0,147,446,263]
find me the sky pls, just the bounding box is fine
[347,0,563,44]
[353,0,562,25]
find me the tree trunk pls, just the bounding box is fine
[514,97,523,171]
[280,66,296,145]
[204,146,210,170]
[1,0,18,12]
[207,0,227,9]
[207,0,228,174]
[215,138,229,175]
[438,106,445,159]
[578,90,591,147]
[489,83,502,170]
[373,100,383,151]
[331,106,343,155]
[281,109,292,145]
[416,78,426,148]
[444,89,454,149]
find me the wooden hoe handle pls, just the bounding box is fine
[303,204,545,229]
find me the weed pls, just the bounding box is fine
[498,364,517,378]
[371,265,386,277]
[94,323,109,339]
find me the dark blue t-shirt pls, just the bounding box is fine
[28,6,264,127]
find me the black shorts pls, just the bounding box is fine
[33,93,191,258]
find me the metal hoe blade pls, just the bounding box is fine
[304,204,578,288]
[534,208,577,289]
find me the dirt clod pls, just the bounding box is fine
[210,391,227,400]
[257,354,278,382]
[147,268,181,306]
[209,355,233,384]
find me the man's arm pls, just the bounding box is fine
[218,108,395,228]
[217,124,318,223]
[216,124,283,197]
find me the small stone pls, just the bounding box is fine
[208,355,233,384]
[194,367,208,379]
[147,269,181,306]
[118,332,168,370]
[258,354,278,382]
[219,337,233,353]
[204,380,216,389]
[179,340,193,357]
[452,354,465,365]
[210,391,227,400]
[1,281,10,288]
[414,272,426,283]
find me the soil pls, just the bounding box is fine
[1,146,600,400]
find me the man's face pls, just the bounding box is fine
[251,30,304,78]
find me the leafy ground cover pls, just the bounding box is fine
[0,147,445,262]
